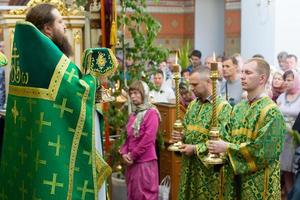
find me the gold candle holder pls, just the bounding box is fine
[203,62,225,165]
[168,63,184,152]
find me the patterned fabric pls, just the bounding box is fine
[226,97,286,200]
[178,97,235,200]
[0,68,5,109]
[0,52,7,67]
[0,21,116,200]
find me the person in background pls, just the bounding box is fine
[221,56,244,106]
[179,82,195,108]
[120,80,160,200]
[288,112,300,200]
[269,71,285,102]
[0,52,7,109]
[181,68,190,83]
[277,51,288,70]
[187,50,202,73]
[0,52,7,161]
[158,61,172,86]
[277,70,300,196]
[286,54,298,72]
[204,55,213,67]
[149,69,175,104]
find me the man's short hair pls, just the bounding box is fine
[190,66,210,80]
[190,50,202,59]
[252,54,264,59]
[287,54,298,62]
[223,56,239,66]
[277,51,288,60]
[25,3,56,31]
[245,58,270,83]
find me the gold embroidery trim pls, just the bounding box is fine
[186,125,209,134]
[253,103,277,138]
[9,55,70,101]
[231,128,253,137]
[219,166,224,200]
[240,143,258,172]
[96,152,112,189]
[231,103,276,139]
[263,166,269,200]
[91,77,98,200]
[216,101,226,116]
[67,80,90,200]
[227,146,238,174]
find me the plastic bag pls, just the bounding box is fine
[159,175,171,200]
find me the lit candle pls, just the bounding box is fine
[213,52,216,62]
[175,52,178,65]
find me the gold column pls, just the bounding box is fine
[203,62,224,165]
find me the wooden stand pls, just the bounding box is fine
[155,103,184,200]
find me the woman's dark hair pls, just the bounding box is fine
[25,3,56,31]
[283,70,294,81]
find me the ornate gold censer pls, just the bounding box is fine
[168,57,184,152]
[203,62,225,165]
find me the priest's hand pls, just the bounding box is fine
[172,130,183,142]
[122,154,133,166]
[179,144,195,156]
[208,140,228,154]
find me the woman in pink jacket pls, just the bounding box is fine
[120,80,160,200]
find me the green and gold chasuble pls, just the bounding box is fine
[0,21,117,200]
[226,96,286,200]
[179,97,235,200]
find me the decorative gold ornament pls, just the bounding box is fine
[9,0,84,16]
[97,53,106,68]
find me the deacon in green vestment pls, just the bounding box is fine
[209,58,286,200]
[0,4,117,200]
[173,67,234,200]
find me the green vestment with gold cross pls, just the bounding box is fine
[225,97,286,200]
[179,97,235,200]
[0,21,117,200]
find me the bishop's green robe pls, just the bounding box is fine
[226,96,286,200]
[0,21,116,200]
[179,97,234,200]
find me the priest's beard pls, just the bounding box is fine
[52,32,73,58]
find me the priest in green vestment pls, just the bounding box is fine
[173,67,234,200]
[209,58,286,200]
[0,3,116,200]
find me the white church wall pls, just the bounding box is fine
[242,0,300,67]
[241,0,276,65]
[274,0,300,67]
[195,0,225,61]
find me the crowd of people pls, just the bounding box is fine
[119,48,300,200]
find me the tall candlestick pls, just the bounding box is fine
[204,61,224,165]
[168,61,183,152]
